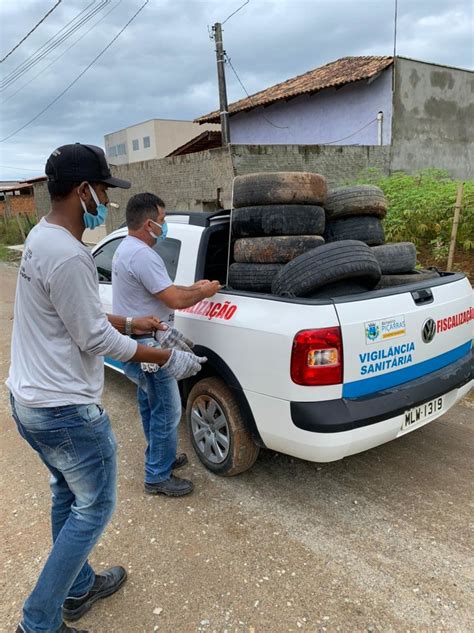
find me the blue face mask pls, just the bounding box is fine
[80,184,108,230]
[149,219,168,243]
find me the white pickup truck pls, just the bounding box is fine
[93,211,473,476]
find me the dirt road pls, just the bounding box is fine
[0,263,472,632]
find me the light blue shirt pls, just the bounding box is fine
[112,235,174,325]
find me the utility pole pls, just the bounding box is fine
[213,22,231,146]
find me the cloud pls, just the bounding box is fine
[0,0,472,180]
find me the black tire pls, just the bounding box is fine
[186,377,259,476]
[228,263,283,292]
[232,204,325,237]
[325,185,387,219]
[271,240,381,297]
[325,215,385,246]
[375,269,440,289]
[234,235,325,264]
[371,242,417,274]
[233,171,327,207]
[306,280,369,299]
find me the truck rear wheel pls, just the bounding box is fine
[186,377,260,476]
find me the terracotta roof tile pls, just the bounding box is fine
[196,55,393,123]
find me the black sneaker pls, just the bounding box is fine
[16,625,88,633]
[172,452,188,470]
[62,566,127,622]
[145,475,194,497]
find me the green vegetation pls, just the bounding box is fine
[349,169,474,261]
[0,216,36,245]
[0,216,36,261]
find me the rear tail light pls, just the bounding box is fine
[291,327,343,386]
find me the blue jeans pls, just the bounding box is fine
[122,360,182,484]
[10,395,117,633]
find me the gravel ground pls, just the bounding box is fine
[0,262,473,633]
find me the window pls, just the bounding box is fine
[143,136,151,148]
[117,143,126,156]
[152,238,180,281]
[94,236,180,284]
[132,139,139,151]
[93,238,124,283]
[108,145,117,157]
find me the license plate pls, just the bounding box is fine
[402,397,444,430]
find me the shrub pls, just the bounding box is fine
[347,169,474,260]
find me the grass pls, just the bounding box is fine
[0,216,36,246]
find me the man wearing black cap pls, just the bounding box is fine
[7,143,207,633]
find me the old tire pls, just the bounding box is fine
[186,377,259,476]
[306,280,369,299]
[325,185,387,219]
[375,269,440,289]
[233,171,327,207]
[325,215,385,246]
[272,240,381,297]
[232,204,325,237]
[371,242,417,274]
[234,235,325,264]
[228,262,283,292]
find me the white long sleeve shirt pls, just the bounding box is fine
[6,218,137,407]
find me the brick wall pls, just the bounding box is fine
[0,194,36,217]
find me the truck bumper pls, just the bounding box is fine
[245,352,473,463]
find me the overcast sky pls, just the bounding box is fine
[0,0,472,180]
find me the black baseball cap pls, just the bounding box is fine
[45,143,131,189]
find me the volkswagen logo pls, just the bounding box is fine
[422,318,436,343]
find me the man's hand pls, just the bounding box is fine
[154,327,194,352]
[199,280,221,298]
[161,349,207,380]
[132,316,167,335]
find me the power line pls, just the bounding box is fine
[0,0,62,64]
[1,0,123,105]
[0,0,150,144]
[0,2,106,91]
[0,1,108,91]
[222,0,250,25]
[224,53,289,130]
[323,118,378,145]
[0,164,41,172]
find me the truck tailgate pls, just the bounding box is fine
[335,277,473,398]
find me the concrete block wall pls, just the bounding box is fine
[33,181,51,219]
[107,147,235,231]
[105,144,389,230]
[231,144,390,185]
[31,145,389,231]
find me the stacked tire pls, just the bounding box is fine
[323,185,439,290]
[324,185,387,246]
[229,172,327,292]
